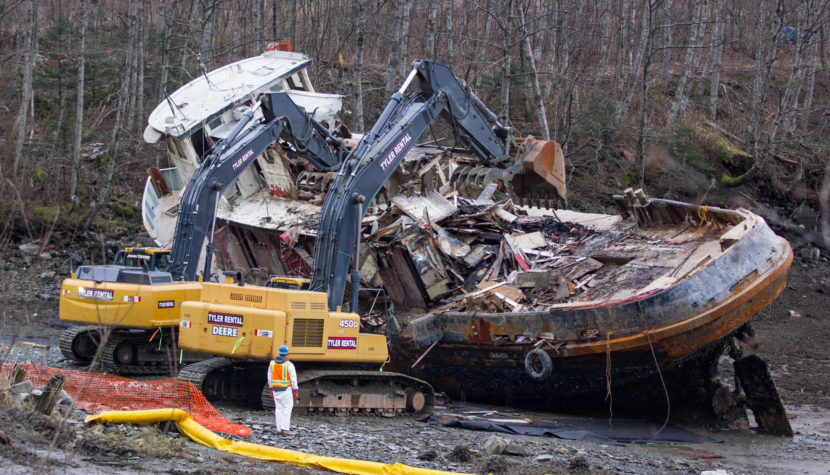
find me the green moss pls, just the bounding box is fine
[32,207,60,222]
[690,159,716,173]
[621,169,641,187]
[105,198,139,218]
[33,167,47,182]
[721,173,745,186]
[724,76,751,91]
[705,135,753,165]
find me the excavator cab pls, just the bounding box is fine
[113,246,172,272]
[266,276,310,290]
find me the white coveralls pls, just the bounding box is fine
[267,357,298,432]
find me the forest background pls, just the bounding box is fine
[1,0,829,251]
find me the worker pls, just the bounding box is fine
[267,345,298,434]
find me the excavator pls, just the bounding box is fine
[175,60,565,418]
[58,91,350,373]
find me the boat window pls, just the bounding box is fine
[208,116,223,131]
[286,73,306,91]
[269,82,285,93]
[191,127,213,160]
[166,137,188,160]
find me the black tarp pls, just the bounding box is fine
[430,412,714,445]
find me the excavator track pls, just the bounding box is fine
[180,358,434,419]
[177,357,265,406]
[179,358,435,419]
[59,326,104,364]
[99,328,203,375]
[261,370,435,420]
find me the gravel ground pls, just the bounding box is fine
[1,244,829,474]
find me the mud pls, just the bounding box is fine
[0,246,829,474]
[752,256,830,409]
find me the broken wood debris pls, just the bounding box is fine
[364,193,619,313]
[1,365,74,416]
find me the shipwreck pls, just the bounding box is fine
[378,189,792,433]
[139,48,792,433]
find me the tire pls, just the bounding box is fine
[524,348,553,381]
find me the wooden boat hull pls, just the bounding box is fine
[388,213,792,415]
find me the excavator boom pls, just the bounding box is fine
[310,60,564,311]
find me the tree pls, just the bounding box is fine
[636,0,661,188]
[83,0,135,226]
[157,0,172,101]
[383,0,404,99]
[518,1,549,139]
[661,0,673,81]
[426,0,438,59]
[592,0,613,95]
[614,0,652,127]
[800,33,820,131]
[446,0,455,65]
[13,0,41,174]
[822,155,830,245]
[398,0,414,79]
[70,0,88,211]
[135,0,147,132]
[352,0,368,131]
[252,0,263,53]
[724,0,823,186]
[472,0,493,93]
[498,0,514,123]
[707,0,726,120]
[665,0,707,130]
[746,0,782,156]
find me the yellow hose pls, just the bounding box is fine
[86,409,469,475]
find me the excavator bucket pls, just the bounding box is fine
[511,137,566,207]
[451,137,567,208]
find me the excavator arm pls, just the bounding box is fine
[310,60,512,311]
[167,92,347,281]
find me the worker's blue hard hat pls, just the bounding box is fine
[279,345,289,355]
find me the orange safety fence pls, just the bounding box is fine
[0,363,251,437]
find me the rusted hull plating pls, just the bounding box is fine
[389,215,792,414]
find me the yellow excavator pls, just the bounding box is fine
[58,92,351,373]
[178,273,434,417]
[175,60,566,417]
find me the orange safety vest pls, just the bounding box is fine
[269,360,291,388]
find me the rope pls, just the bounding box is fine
[379,356,390,373]
[695,205,709,233]
[231,336,245,355]
[605,331,614,427]
[637,300,670,433]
